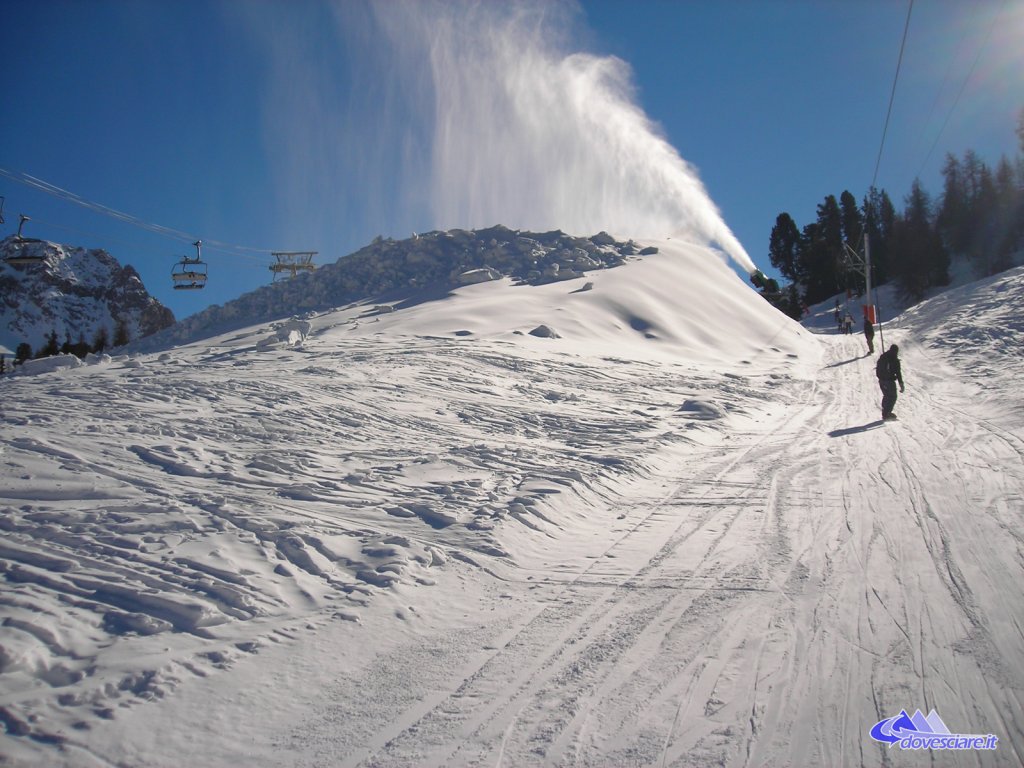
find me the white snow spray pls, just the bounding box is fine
[250,0,756,275]
[366,0,758,275]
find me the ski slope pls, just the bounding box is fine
[1,246,1022,767]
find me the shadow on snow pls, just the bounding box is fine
[828,421,886,438]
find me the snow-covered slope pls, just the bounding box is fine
[131,226,647,352]
[0,236,174,355]
[2,247,1022,767]
[895,265,1024,384]
[310,239,810,365]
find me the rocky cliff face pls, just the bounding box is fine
[0,236,175,354]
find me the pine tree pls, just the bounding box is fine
[786,283,802,319]
[801,196,844,304]
[40,330,60,358]
[893,180,948,301]
[962,149,984,203]
[938,153,970,256]
[15,343,32,365]
[768,213,805,284]
[839,190,865,293]
[92,326,110,354]
[974,164,1000,273]
[839,191,863,248]
[0,354,5,375]
[72,333,90,359]
[862,187,896,286]
[992,156,1019,273]
[113,317,131,348]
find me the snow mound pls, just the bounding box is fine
[314,239,814,366]
[677,398,726,420]
[256,317,312,350]
[12,353,83,376]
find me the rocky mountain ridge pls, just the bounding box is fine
[135,225,654,350]
[0,236,175,355]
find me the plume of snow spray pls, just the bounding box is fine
[367,0,758,275]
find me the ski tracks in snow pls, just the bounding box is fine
[741,333,1024,768]
[294,371,825,767]
[3,314,1022,766]
[297,332,1024,768]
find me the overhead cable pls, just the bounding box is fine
[871,0,915,191]
[915,0,1008,179]
[0,166,282,261]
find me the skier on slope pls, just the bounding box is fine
[875,344,904,421]
[863,317,875,354]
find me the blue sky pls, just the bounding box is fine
[2,0,1021,318]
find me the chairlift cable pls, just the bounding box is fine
[10,216,267,270]
[3,168,197,245]
[911,12,976,173]
[849,1,914,261]
[914,0,1007,180]
[840,0,913,330]
[870,0,914,192]
[0,166,285,261]
[848,0,915,261]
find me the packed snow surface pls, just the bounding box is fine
[1,244,1022,767]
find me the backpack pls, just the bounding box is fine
[876,352,891,380]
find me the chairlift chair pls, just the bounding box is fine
[3,215,47,266]
[172,240,207,290]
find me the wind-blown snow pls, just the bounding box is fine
[2,244,1022,767]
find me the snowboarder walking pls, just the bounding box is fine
[864,317,875,354]
[875,343,904,421]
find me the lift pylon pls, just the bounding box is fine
[270,251,317,282]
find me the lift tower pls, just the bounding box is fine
[270,251,317,282]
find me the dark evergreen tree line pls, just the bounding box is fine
[762,109,1024,316]
[5,318,131,371]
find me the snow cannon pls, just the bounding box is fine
[750,270,768,290]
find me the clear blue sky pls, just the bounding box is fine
[2,0,1021,318]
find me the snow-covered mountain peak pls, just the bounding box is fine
[0,235,174,355]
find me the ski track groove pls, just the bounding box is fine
[346,366,825,767]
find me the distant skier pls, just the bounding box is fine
[844,312,855,334]
[875,344,904,421]
[863,317,875,354]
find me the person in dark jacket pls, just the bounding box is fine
[864,317,875,354]
[875,344,904,420]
